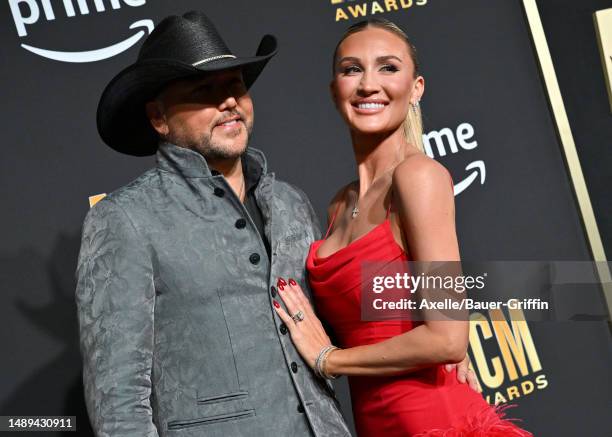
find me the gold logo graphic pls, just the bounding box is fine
[88,193,107,208]
[330,0,428,22]
[469,308,548,404]
[594,8,612,113]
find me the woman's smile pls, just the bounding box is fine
[351,98,389,114]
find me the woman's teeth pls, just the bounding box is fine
[357,103,385,109]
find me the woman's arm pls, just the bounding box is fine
[329,155,468,375]
[274,156,470,378]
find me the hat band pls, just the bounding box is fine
[192,54,237,66]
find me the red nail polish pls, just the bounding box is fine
[273,300,280,308]
[278,278,287,287]
[289,278,297,286]
[278,284,284,291]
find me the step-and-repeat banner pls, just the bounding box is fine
[1,1,610,436]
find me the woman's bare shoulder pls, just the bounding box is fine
[391,153,454,219]
[392,152,451,192]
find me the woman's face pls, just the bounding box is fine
[331,27,424,136]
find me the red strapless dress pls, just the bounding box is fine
[305,183,533,437]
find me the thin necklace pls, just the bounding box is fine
[352,163,399,219]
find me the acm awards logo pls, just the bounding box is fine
[8,0,152,63]
[330,0,429,22]
[469,308,548,405]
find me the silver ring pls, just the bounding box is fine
[291,310,305,323]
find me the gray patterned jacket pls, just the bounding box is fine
[75,142,351,437]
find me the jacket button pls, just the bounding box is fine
[270,286,277,297]
[279,323,287,335]
[249,253,260,264]
[291,362,298,373]
[213,187,225,197]
[297,404,305,413]
[235,218,247,229]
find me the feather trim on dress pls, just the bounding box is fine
[414,403,534,437]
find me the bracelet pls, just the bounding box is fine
[314,345,333,378]
[315,345,339,380]
[321,346,339,379]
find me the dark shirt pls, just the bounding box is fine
[211,157,271,260]
[244,183,271,259]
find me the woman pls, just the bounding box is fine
[273,18,533,436]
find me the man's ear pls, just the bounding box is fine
[145,100,168,136]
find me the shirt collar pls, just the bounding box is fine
[156,141,268,185]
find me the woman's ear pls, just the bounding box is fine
[413,75,425,103]
[145,100,169,136]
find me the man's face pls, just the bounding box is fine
[146,68,254,160]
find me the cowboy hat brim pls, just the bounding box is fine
[97,34,277,156]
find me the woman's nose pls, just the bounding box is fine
[358,71,380,94]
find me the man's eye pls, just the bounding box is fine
[193,84,212,94]
[229,80,246,90]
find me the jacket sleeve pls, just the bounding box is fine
[75,198,158,437]
[291,186,341,343]
[293,185,323,241]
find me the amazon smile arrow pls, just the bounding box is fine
[454,160,486,196]
[20,19,154,63]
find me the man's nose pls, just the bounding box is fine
[217,85,238,110]
[218,93,238,111]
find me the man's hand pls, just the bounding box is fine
[445,355,480,392]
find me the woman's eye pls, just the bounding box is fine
[342,65,361,74]
[380,64,399,72]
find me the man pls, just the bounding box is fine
[76,10,477,437]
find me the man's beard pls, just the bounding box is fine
[193,120,252,160]
[164,111,253,160]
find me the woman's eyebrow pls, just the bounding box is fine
[338,56,361,63]
[337,55,403,63]
[377,55,402,63]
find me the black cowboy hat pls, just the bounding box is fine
[96,10,277,156]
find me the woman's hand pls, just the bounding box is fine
[273,277,333,369]
[445,355,481,392]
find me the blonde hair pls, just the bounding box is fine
[332,18,425,153]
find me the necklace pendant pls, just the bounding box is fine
[351,206,359,219]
